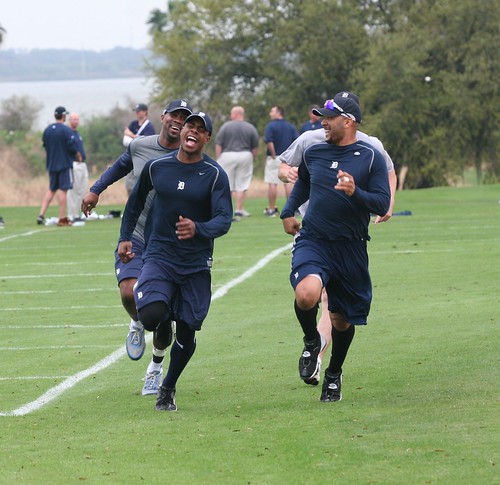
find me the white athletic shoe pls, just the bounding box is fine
[142,369,163,396]
[126,323,145,361]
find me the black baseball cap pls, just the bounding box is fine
[184,112,213,135]
[312,92,362,123]
[162,99,193,115]
[134,103,148,112]
[54,106,68,116]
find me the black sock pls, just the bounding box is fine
[162,337,196,388]
[152,354,164,364]
[294,299,319,343]
[328,325,355,374]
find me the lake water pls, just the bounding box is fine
[0,77,154,131]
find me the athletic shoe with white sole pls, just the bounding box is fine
[142,368,163,396]
[155,386,177,411]
[320,370,342,402]
[303,367,320,386]
[298,334,327,383]
[126,324,146,360]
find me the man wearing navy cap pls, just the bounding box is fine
[280,92,391,403]
[123,103,157,193]
[37,106,82,226]
[81,99,193,396]
[124,103,156,142]
[118,111,232,411]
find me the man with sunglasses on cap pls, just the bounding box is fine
[118,112,232,411]
[280,92,390,403]
[81,99,193,395]
[278,92,396,389]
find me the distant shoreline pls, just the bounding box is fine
[0,47,151,83]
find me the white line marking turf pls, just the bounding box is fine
[0,243,292,417]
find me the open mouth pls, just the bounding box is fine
[185,135,197,147]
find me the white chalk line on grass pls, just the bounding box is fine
[0,229,45,243]
[0,288,115,295]
[0,242,292,417]
[1,345,119,351]
[3,323,125,329]
[0,273,112,280]
[0,376,71,381]
[0,305,122,312]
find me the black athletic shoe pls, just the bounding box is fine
[155,386,177,411]
[320,370,342,402]
[298,334,326,382]
[36,215,45,225]
[303,368,320,386]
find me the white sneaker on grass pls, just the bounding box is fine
[126,320,145,360]
[142,369,163,395]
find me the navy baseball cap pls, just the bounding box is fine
[312,92,362,123]
[162,99,193,115]
[54,106,68,116]
[134,103,148,112]
[184,112,213,135]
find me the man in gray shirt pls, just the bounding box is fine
[215,106,259,221]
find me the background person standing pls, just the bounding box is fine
[123,103,156,195]
[215,106,259,221]
[264,105,298,217]
[300,104,323,133]
[66,112,88,222]
[37,106,81,226]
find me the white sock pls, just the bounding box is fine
[147,347,166,373]
[129,318,144,331]
[147,360,163,373]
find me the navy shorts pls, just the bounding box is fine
[114,237,145,285]
[134,259,212,331]
[49,168,73,191]
[290,235,372,325]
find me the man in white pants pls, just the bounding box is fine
[67,113,88,222]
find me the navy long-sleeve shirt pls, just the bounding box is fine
[42,122,79,171]
[73,129,86,161]
[281,140,390,242]
[119,151,233,271]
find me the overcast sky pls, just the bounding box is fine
[1,1,168,51]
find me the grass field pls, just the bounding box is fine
[0,185,499,484]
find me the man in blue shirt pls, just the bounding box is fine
[264,105,298,216]
[118,112,232,411]
[280,93,390,403]
[82,99,193,396]
[37,106,81,226]
[300,104,323,134]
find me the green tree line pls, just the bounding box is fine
[146,0,499,187]
[1,1,498,187]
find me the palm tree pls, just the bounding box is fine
[0,24,6,46]
[147,9,168,35]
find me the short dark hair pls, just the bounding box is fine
[273,105,285,117]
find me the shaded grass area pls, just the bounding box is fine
[0,185,498,484]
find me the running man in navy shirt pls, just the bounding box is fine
[118,112,233,411]
[280,93,390,402]
[82,99,193,396]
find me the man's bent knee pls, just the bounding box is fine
[295,276,322,309]
[137,301,170,332]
